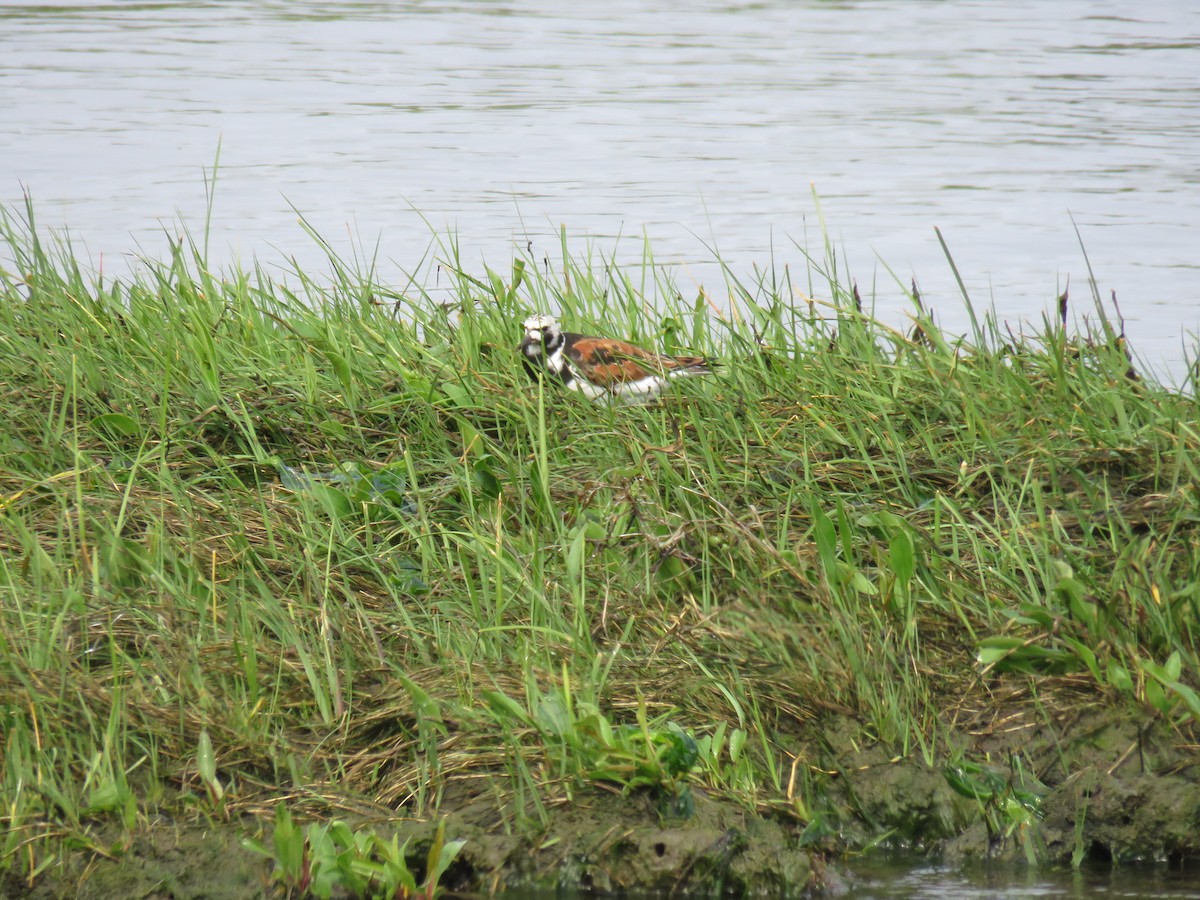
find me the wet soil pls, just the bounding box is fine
[10,697,1199,898]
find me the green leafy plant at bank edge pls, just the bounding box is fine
[486,669,701,817]
[944,756,1045,863]
[243,806,464,900]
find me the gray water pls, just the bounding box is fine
[843,857,1200,898]
[2,0,1199,382]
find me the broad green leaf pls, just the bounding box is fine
[1067,592,1099,633]
[1167,681,1200,719]
[483,690,531,726]
[308,484,354,519]
[324,350,353,397]
[944,765,993,801]
[978,643,1019,666]
[661,723,699,776]
[1106,660,1133,694]
[440,381,472,408]
[1061,636,1101,682]
[196,729,217,785]
[1165,650,1182,684]
[729,727,747,763]
[473,458,501,499]
[1144,678,1170,714]
[811,501,838,580]
[91,412,142,438]
[849,569,877,595]
[535,692,572,739]
[889,528,915,587]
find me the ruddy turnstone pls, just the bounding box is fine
[519,314,715,402]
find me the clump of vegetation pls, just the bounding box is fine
[1,193,1198,894]
[243,806,463,900]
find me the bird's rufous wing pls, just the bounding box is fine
[565,336,681,386]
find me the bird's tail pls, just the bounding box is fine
[668,356,717,376]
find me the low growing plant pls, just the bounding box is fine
[244,805,464,900]
[486,674,700,816]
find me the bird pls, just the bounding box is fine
[519,314,715,402]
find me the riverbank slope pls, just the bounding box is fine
[2,206,1198,896]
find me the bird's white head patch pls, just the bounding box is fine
[522,314,560,343]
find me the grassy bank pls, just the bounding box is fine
[1,197,1199,894]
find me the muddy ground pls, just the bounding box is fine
[8,698,1199,899]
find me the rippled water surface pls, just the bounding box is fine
[2,0,1198,380]
[843,857,1200,899]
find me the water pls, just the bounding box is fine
[844,857,1200,899]
[501,859,1200,899]
[2,0,1198,383]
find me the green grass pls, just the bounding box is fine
[1,194,1198,885]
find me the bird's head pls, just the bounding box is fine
[522,314,561,347]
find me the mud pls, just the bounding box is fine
[835,703,1200,868]
[11,703,1199,898]
[12,826,266,900]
